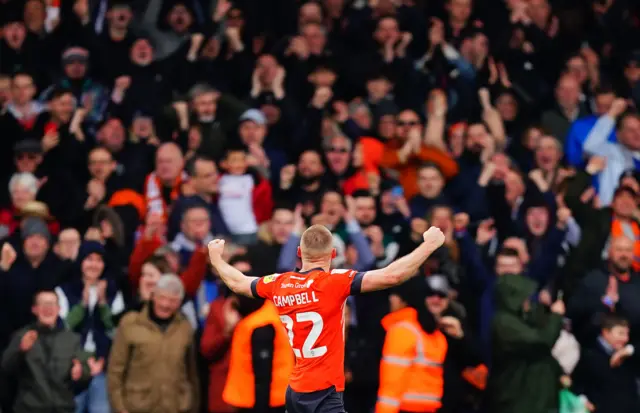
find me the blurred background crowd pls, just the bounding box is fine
[0,0,640,412]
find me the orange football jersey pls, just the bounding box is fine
[251,268,364,393]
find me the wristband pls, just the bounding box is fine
[603,296,614,307]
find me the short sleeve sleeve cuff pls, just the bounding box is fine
[350,272,365,296]
[251,278,261,298]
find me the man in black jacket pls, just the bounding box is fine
[567,236,640,346]
[1,289,90,413]
[572,314,640,413]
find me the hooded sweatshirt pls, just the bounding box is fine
[486,274,563,413]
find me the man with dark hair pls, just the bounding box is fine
[572,314,639,413]
[565,85,618,167]
[245,204,296,275]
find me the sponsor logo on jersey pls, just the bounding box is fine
[263,274,279,284]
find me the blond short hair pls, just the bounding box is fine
[300,225,334,259]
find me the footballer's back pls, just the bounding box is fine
[251,268,364,393]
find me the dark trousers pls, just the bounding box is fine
[237,407,285,413]
[285,386,345,413]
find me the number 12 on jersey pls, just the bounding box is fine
[280,312,327,359]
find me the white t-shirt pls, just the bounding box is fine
[218,174,258,235]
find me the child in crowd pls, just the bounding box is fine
[217,145,273,245]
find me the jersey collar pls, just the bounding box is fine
[294,267,324,274]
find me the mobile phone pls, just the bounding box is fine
[391,186,404,197]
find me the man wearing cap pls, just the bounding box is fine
[425,275,485,413]
[39,46,109,131]
[0,217,71,351]
[376,276,464,413]
[238,108,287,180]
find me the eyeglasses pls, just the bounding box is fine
[327,147,349,154]
[396,120,420,127]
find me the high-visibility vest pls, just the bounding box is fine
[223,301,293,408]
[376,307,447,413]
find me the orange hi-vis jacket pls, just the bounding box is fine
[376,307,447,413]
[223,301,294,408]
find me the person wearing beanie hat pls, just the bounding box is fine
[55,240,125,413]
[21,216,51,243]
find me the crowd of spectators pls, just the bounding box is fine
[1,0,640,412]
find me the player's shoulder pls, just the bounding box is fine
[309,268,357,281]
[260,273,282,284]
[329,268,358,276]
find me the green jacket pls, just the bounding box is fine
[1,324,91,413]
[486,274,564,413]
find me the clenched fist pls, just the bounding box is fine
[208,239,226,264]
[423,226,445,250]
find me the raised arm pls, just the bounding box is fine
[360,227,445,293]
[208,240,258,298]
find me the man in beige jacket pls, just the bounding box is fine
[107,274,199,413]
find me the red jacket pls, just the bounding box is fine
[200,297,235,413]
[252,176,274,224]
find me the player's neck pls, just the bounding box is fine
[300,260,330,273]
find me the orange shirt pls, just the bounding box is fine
[379,139,459,199]
[252,268,364,393]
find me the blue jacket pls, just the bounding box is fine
[565,116,617,167]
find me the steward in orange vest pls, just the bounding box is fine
[223,295,293,413]
[376,279,448,413]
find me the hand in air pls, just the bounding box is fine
[423,226,445,250]
[207,239,226,263]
